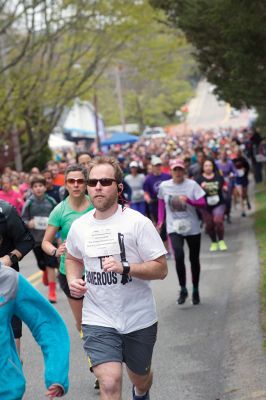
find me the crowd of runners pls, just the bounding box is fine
[0,124,264,399]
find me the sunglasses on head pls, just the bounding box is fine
[66,178,86,185]
[87,178,117,187]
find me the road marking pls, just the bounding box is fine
[31,278,42,287]
[27,270,42,285]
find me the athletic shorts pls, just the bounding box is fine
[11,315,22,339]
[236,176,249,187]
[82,322,158,376]
[33,245,58,271]
[58,272,84,300]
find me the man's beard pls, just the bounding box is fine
[91,192,118,212]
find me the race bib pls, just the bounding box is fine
[85,227,121,258]
[172,219,191,235]
[34,216,48,230]
[206,195,219,206]
[237,169,245,177]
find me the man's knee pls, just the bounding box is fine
[99,374,121,396]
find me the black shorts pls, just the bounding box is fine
[33,245,58,271]
[82,322,158,375]
[12,315,22,339]
[58,272,84,300]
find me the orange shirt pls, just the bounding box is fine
[53,174,65,187]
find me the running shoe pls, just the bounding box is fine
[42,270,49,286]
[94,379,100,390]
[48,282,57,303]
[218,240,228,251]
[132,386,150,399]
[177,288,188,305]
[241,211,246,217]
[192,290,200,305]
[210,242,218,252]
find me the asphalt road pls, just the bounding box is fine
[20,81,263,399]
[20,201,266,400]
[187,80,250,130]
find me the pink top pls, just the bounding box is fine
[0,190,24,215]
[19,182,30,199]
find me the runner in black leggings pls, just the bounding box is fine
[157,159,206,305]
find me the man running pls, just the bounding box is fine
[65,156,168,400]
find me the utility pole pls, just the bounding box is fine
[0,31,23,171]
[93,90,101,153]
[116,64,126,132]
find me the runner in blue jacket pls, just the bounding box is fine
[0,264,70,399]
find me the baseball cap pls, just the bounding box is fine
[170,159,185,170]
[129,161,138,168]
[151,156,162,166]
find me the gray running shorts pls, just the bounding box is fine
[82,322,158,376]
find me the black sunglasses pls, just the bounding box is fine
[87,178,117,187]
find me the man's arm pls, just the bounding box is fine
[65,252,87,298]
[102,255,167,281]
[0,206,35,267]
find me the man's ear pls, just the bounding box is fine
[117,184,123,194]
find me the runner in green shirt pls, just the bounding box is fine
[42,164,93,331]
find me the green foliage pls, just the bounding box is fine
[90,2,196,130]
[150,0,266,130]
[2,0,175,167]
[0,0,196,168]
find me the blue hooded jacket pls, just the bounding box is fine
[0,265,70,399]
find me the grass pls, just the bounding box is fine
[254,183,266,349]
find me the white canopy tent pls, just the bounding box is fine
[63,98,105,140]
[48,134,75,150]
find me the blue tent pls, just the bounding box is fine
[101,132,139,146]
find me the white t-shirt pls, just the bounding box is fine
[124,174,145,202]
[66,205,167,334]
[158,178,205,235]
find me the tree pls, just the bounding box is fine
[0,0,163,169]
[91,2,196,131]
[150,0,266,125]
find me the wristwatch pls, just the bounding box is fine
[8,253,19,266]
[51,248,57,257]
[122,261,130,275]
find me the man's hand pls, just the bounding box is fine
[102,256,123,274]
[45,384,64,398]
[56,242,66,257]
[28,219,35,229]
[0,256,12,267]
[69,279,87,298]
